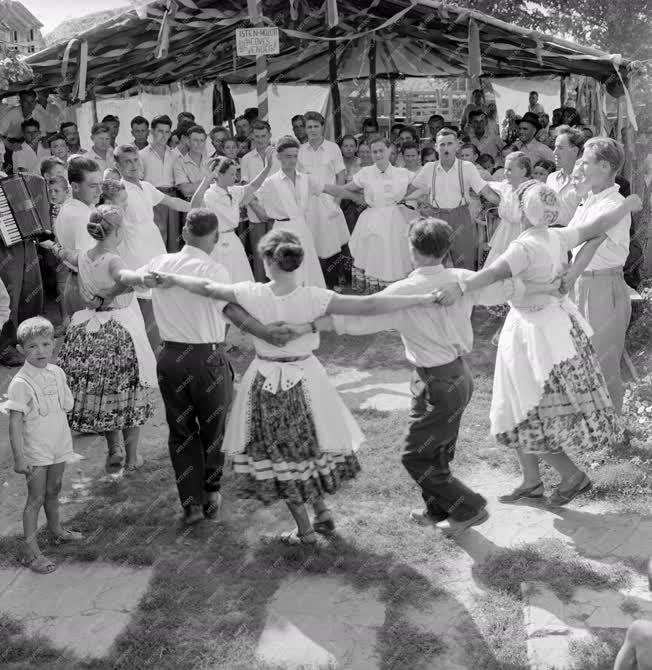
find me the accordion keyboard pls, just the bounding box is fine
[0,189,22,246]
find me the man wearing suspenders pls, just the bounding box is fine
[408,129,499,270]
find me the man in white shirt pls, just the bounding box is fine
[54,156,103,322]
[528,91,545,115]
[114,143,190,352]
[35,89,62,135]
[298,111,350,288]
[51,84,77,127]
[513,113,555,165]
[139,115,180,252]
[173,125,207,200]
[86,123,115,173]
[132,209,302,524]
[130,115,149,151]
[241,119,280,281]
[47,133,70,164]
[408,129,499,270]
[0,90,48,140]
[546,125,585,226]
[467,110,503,161]
[564,138,632,412]
[12,119,50,174]
[317,218,528,535]
[60,122,85,155]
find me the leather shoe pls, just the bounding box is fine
[437,508,489,537]
[184,504,204,525]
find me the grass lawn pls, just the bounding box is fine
[1,306,651,669]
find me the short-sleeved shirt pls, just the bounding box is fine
[5,361,75,466]
[0,106,51,139]
[513,138,555,164]
[139,145,176,187]
[411,159,488,209]
[468,130,503,160]
[54,198,95,254]
[121,180,167,271]
[546,169,581,227]
[141,245,230,343]
[0,277,9,328]
[298,139,346,187]
[232,282,333,358]
[173,152,205,189]
[352,164,411,207]
[568,184,630,270]
[86,147,115,174]
[12,142,50,174]
[257,170,322,219]
[203,184,246,232]
[241,148,280,222]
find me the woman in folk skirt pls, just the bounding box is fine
[41,205,158,471]
[152,228,439,545]
[437,183,641,506]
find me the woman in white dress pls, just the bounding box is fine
[330,136,426,294]
[484,152,533,266]
[191,151,274,283]
[437,184,641,506]
[153,228,440,545]
[256,136,337,288]
[42,206,158,471]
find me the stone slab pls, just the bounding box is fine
[0,562,152,659]
[256,575,385,670]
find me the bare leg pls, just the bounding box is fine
[515,449,542,487]
[614,620,652,670]
[23,466,47,559]
[43,463,66,536]
[312,497,329,516]
[105,430,123,467]
[123,427,141,466]
[286,501,314,536]
[540,451,583,488]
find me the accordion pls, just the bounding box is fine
[0,173,52,247]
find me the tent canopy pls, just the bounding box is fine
[3,0,630,97]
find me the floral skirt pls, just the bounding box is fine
[495,317,622,455]
[57,319,155,433]
[232,373,361,504]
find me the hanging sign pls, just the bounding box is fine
[236,27,280,57]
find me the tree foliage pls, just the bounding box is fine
[463,0,652,59]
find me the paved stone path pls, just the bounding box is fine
[1,359,650,668]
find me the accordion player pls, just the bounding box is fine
[0,173,54,247]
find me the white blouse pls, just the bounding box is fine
[203,184,246,232]
[352,164,412,207]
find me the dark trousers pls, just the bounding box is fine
[320,249,348,289]
[0,240,43,353]
[157,342,234,509]
[153,187,182,252]
[249,220,272,282]
[401,358,486,522]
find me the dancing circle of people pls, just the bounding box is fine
[3,117,642,578]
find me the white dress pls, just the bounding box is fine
[257,171,326,288]
[349,164,413,283]
[485,180,523,267]
[299,140,350,258]
[203,184,254,283]
[223,283,364,456]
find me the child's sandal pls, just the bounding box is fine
[21,554,57,574]
[53,528,83,544]
[279,529,318,546]
[313,510,335,535]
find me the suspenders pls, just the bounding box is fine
[430,160,468,209]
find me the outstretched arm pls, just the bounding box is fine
[40,240,79,269]
[161,192,192,212]
[151,272,237,303]
[325,289,437,316]
[323,182,364,201]
[574,194,641,246]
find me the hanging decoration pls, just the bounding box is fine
[467,17,482,79]
[61,38,88,101]
[155,0,178,59]
[327,0,339,28]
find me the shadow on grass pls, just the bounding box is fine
[0,456,523,670]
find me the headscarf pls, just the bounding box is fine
[516,180,561,228]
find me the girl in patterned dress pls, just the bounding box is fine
[436,183,642,506]
[41,205,158,472]
[153,229,439,545]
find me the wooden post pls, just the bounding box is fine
[328,27,342,140]
[254,0,269,121]
[389,78,396,128]
[560,75,567,108]
[368,36,377,121]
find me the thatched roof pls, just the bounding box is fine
[5,0,631,97]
